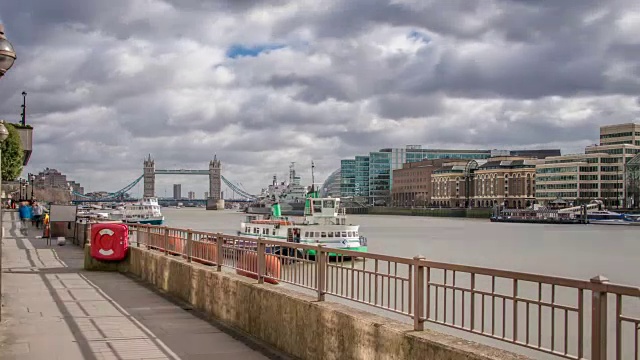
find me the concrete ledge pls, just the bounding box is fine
[92,246,529,360]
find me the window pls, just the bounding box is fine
[263,228,269,235]
[315,232,320,237]
[305,232,309,237]
[341,231,347,237]
[321,232,327,238]
[323,200,335,208]
[245,227,250,233]
[272,228,276,235]
[313,201,322,213]
[328,232,334,237]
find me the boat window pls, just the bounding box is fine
[304,232,309,237]
[321,232,326,238]
[328,232,334,237]
[348,231,353,237]
[272,228,276,235]
[313,201,322,213]
[341,231,347,237]
[245,227,250,233]
[355,231,358,237]
[323,200,335,208]
[263,228,269,235]
[254,228,260,234]
[314,232,320,237]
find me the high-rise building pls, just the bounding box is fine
[204,191,209,199]
[173,184,182,199]
[599,123,640,146]
[188,191,195,200]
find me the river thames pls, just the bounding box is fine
[162,207,639,286]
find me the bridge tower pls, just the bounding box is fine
[143,154,155,198]
[207,155,224,210]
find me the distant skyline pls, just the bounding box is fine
[1,1,638,194]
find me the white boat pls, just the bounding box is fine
[120,198,164,225]
[239,195,367,256]
[588,210,640,226]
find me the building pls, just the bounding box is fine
[204,191,209,199]
[34,168,68,189]
[535,153,622,207]
[472,157,537,208]
[173,184,182,200]
[68,181,84,196]
[188,191,195,200]
[599,123,640,146]
[341,146,560,206]
[431,161,476,207]
[391,159,452,207]
[320,168,341,198]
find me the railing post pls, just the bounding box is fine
[413,255,426,331]
[135,226,140,247]
[163,226,169,255]
[591,275,609,360]
[186,229,192,262]
[316,245,326,301]
[257,239,266,284]
[216,233,223,271]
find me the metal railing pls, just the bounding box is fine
[128,224,640,360]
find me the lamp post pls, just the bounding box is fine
[0,25,15,322]
[0,25,17,78]
[29,173,35,200]
[21,91,26,126]
[0,120,10,321]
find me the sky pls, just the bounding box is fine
[0,1,639,197]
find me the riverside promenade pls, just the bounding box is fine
[0,211,284,360]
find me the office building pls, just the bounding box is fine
[599,123,640,146]
[188,191,195,200]
[204,191,209,199]
[173,184,182,199]
[391,159,452,207]
[341,146,560,205]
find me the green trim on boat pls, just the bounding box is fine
[307,246,368,256]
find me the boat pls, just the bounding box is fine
[587,210,640,226]
[246,163,309,216]
[120,197,164,225]
[239,194,367,257]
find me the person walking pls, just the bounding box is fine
[32,201,44,229]
[18,201,32,235]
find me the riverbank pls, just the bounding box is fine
[345,206,493,218]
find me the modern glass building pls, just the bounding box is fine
[339,160,355,197]
[341,146,528,205]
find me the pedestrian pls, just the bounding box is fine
[32,201,44,229]
[18,202,32,235]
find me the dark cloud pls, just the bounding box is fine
[0,0,638,195]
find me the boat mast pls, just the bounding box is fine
[311,161,315,193]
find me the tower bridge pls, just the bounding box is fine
[71,155,257,209]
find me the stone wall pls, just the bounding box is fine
[87,246,528,360]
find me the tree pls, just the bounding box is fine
[1,123,24,181]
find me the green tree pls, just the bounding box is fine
[1,123,24,181]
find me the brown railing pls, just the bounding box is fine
[128,224,639,360]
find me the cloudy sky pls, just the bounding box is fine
[0,0,639,196]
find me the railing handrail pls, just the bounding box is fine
[127,223,640,360]
[129,223,640,297]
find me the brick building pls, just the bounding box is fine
[391,159,454,207]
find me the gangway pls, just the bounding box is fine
[557,200,603,214]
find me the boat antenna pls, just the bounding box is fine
[311,161,315,192]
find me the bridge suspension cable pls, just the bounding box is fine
[221,175,257,199]
[72,175,144,200]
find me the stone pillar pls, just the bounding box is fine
[207,155,223,210]
[143,154,155,198]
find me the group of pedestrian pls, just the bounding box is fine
[18,200,48,229]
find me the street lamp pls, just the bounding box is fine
[29,173,35,200]
[0,25,17,78]
[0,120,10,321]
[21,91,26,126]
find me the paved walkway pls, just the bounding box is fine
[0,212,281,360]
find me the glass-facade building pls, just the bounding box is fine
[340,146,512,205]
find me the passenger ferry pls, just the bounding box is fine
[119,197,164,225]
[239,195,367,256]
[587,210,640,226]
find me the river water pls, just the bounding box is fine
[160,208,639,359]
[163,207,638,285]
